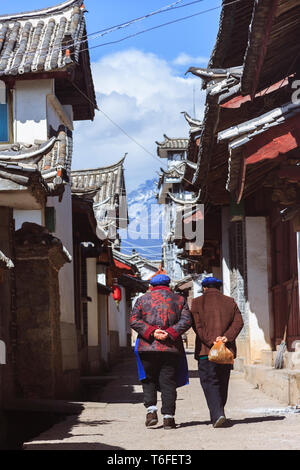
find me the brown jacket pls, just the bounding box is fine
[191,288,244,359]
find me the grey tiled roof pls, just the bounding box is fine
[156,135,189,160]
[71,157,127,238]
[0,0,86,76]
[157,161,188,190]
[0,125,73,197]
[156,134,188,151]
[112,249,160,272]
[71,156,126,206]
[39,125,73,183]
[181,111,202,133]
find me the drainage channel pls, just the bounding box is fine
[244,406,300,416]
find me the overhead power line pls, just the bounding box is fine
[79,0,244,53]
[14,0,201,58]
[73,81,198,188]
[85,0,187,40]
[17,0,244,58]
[97,107,196,188]
[71,0,246,190]
[75,0,211,48]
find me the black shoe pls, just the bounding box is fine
[213,415,226,428]
[145,411,158,427]
[163,417,176,429]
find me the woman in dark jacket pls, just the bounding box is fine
[130,274,192,429]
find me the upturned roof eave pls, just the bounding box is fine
[71,155,126,177]
[0,0,82,21]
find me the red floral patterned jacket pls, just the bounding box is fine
[130,286,192,354]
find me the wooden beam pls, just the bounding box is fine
[231,115,300,202]
[278,166,300,182]
[221,77,289,109]
[242,0,279,98]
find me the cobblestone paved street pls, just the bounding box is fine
[23,351,300,451]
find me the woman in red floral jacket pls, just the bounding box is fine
[130,274,192,429]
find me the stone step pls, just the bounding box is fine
[244,364,300,406]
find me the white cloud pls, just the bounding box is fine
[172,53,209,67]
[73,49,206,192]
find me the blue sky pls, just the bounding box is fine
[2,1,220,189]
[2,1,220,63]
[1,1,221,259]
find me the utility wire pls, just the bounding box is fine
[73,0,212,49]
[70,1,244,191]
[18,0,245,58]
[70,0,219,52]
[81,0,244,53]
[119,243,162,256]
[121,245,163,257]
[96,106,198,189]
[70,1,247,212]
[13,0,201,58]
[84,0,189,41]
[122,245,162,255]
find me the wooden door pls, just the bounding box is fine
[270,207,300,350]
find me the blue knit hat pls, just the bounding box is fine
[201,276,222,287]
[150,274,171,286]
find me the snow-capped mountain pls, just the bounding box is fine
[119,179,163,261]
[126,179,158,205]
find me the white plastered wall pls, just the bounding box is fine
[14,79,53,142]
[108,286,127,348]
[118,286,128,348]
[12,80,51,227]
[98,293,109,363]
[245,217,272,362]
[221,206,231,296]
[11,78,79,375]
[13,210,43,229]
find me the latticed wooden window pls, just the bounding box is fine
[0,81,9,143]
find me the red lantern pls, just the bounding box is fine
[112,285,122,304]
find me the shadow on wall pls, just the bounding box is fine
[2,408,81,450]
[82,352,144,404]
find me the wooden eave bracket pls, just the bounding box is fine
[47,94,74,131]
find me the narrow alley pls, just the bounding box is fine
[23,351,300,451]
[1,0,300,454]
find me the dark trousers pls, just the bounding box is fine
[198,358,232,424]
[139,352,180,416]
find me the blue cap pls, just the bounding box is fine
[201,276,223,287]
[150,274,171,286]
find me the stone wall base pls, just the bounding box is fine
[88,346,101,375]
[244,364,300,406]
[59,369,81,400]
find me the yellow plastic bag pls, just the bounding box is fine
[208,340,234,365]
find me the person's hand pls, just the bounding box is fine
[215,336,228,343]
[154,329,168,341]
